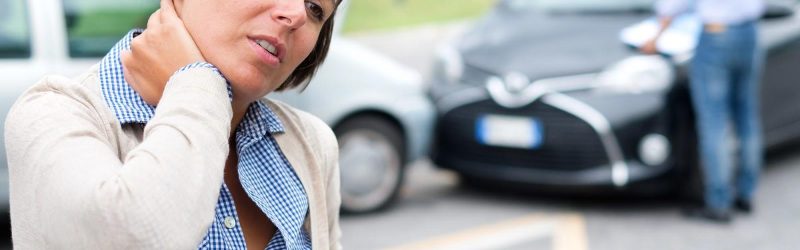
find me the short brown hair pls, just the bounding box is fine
[276,1,342,91]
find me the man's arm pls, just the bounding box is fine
[641,17,674,54]
[641,0,692,54]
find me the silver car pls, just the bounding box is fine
[0,0,434,214]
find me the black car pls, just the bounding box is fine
[428,0,800,195]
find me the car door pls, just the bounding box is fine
[758,2,800,147]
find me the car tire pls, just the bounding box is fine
[672,98,704,204]
[335,115,405,214]
[680,130,704,204]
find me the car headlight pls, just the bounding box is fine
[594,55,675,94]
[432,45,464,85]
[639,134,670,166]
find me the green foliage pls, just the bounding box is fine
[69,10,153,37]
[343,0,496,33]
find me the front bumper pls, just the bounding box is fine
[431,85,675,188]
[437,156,669,188]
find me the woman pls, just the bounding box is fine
[4,0,342,248]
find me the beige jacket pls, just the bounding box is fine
[4,65,342,249]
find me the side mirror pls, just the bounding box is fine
[762,3,794,20]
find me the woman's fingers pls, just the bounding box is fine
[120,49,141,95]
[159,0,179,22]
[121,4,205,106]
[123,32,167,105]
[154,0,201,62]
[147,9,161,30]
[120,49,133,73]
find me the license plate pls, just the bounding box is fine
[476,114,544,149]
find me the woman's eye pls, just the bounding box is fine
[305,1,325,21]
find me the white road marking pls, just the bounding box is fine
[384,213,588,250]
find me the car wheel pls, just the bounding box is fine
[335,115,405,214]
[680,130,704,204]
[672,98,704,204]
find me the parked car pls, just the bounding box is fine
[429,0,800,196]
[0,0,434,213]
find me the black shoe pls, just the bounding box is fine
[682,207,732,223]
[734,199,753,214]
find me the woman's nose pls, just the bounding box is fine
[272,0,307,30]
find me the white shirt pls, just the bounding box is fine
[656,0,765,25]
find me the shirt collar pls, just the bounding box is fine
[239,101,285,138]
[98,29,154,124]
[98,29,285,137]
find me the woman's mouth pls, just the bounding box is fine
[249,39,281,67]
[256,39,278,57]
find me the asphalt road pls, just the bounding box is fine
[341,24,800,250]
[340,144,800,250]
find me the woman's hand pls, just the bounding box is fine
[121,0,205,106]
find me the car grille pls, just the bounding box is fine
[437,99,609,171]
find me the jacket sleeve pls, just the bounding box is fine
[4,67,232,249]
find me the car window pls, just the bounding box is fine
[0,0,31,59]
[63,0,157,58]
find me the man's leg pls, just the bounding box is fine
[690,33,735,214]
[732,23,763,206]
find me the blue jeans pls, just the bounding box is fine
[690,21,763,212]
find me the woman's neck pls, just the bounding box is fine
[229,99,250,140]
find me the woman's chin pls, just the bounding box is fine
[230,80,276,102]
[223,70,276,100]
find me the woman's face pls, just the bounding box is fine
[177,0,334,102]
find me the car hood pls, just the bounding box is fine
[458,11,650,79]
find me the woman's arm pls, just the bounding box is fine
[5,67,232,248]
[6,0,226,247]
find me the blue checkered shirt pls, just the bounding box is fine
[98,29,311,250]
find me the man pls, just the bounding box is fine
[642,0,765,223]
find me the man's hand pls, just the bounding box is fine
[121,0,204,106]
[640,17,673,55]
[640,38,659,55]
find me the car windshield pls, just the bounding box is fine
[501,0,655,13]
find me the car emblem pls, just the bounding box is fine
[503,72,530,94]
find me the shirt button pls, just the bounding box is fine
[224,216,236,229]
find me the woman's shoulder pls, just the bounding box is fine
[261,98,335,140]
[7,65,110,128]
[260,98,338,160]
[13,65,104,109]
